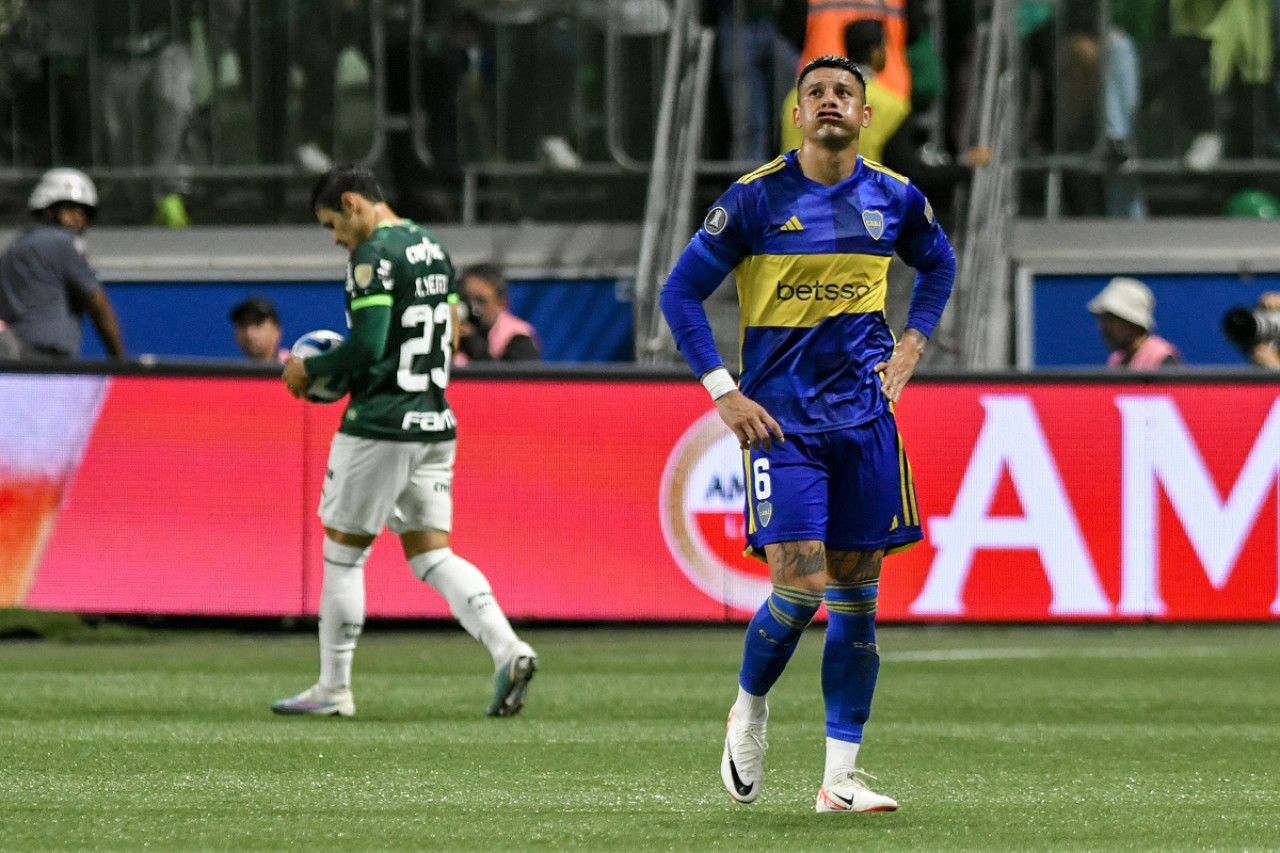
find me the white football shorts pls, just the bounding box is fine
[319,433,455,536]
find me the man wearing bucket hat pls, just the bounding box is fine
[1087,276,1180,370]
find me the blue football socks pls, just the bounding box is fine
[739,585,823,696]
[821,580,880,742]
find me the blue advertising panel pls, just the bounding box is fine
[80,278,634,362]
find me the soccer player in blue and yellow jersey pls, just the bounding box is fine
[274,164,537,719]
[661,55,955,813]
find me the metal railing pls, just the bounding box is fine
[632,0,714,365]
[951,0,1020,370]
[456,0,674,223]
[0,0,385,183]
[5,0,1279,229]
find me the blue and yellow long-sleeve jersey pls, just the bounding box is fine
[661,151,955,433]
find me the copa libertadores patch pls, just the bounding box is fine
[704,206,728,235]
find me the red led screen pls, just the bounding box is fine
[4,375,1276,621]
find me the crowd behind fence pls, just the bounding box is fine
[5,1,1280,227]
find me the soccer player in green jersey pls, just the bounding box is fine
[273,164,537,718]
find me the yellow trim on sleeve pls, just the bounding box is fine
[737,156,788,185]
[861,159,910,184]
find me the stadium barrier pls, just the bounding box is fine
[3,366,1277,622]
[0,223,641,363]
[71,277,633,363]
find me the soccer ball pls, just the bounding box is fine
[290,330,350,404]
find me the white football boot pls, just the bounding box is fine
[270,683,355,717]
[721,710,767,803]
[815,770,899,813]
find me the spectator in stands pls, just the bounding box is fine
[275,0,467,220]
[838,19,910,164]
[1167,0,1273,169]
[1097,22,1146,218]
[1087,277,1181,370]
[0,0,92,169]
[707,0,806,162]
[879,111,991,232]
[455,8,498,164]
[94,0,195,227]
[1166,0,1215,169]
[476,1,584,171]
[455,263,540,363]
[1052,5,1147,218]
[226,0,333,177]
[223,0,361,218]
[0,168,126,360]
[229,295,289,363]
[799,0,917,103]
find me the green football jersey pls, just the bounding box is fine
[336,220,458,442]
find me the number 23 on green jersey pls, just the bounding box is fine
[340,220,458,442]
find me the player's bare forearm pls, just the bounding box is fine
[282,355,310,398]
[715,390,784,450]
[875,328,927,402]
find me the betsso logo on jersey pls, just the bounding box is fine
[659,410,771,613]
[776,281,873,301]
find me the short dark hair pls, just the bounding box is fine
[843,20,886,67]
[310,163,385,213]
[460,262,508,299]
[796,54,866,95]
[229,295,280,326]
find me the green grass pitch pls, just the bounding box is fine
[2,623,1277,852]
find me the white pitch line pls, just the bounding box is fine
[885,646,1228,662]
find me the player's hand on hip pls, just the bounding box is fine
[715,391,784,450]
[282,355,310,398]
[875,329,926,403]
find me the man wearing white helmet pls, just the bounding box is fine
[0,168,127,360]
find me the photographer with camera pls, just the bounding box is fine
[1221,292,1280,369]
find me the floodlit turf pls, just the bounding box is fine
[2,624,1278,852]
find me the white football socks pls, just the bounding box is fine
[318,538,370,690]
[732,686,769,726]
[409,547,519,665]
[824,737,861,783]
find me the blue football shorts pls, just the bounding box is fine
[742,411,922,556]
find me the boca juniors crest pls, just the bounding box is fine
[861,209,885,240]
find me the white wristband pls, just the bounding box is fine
[700,367,737,401]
